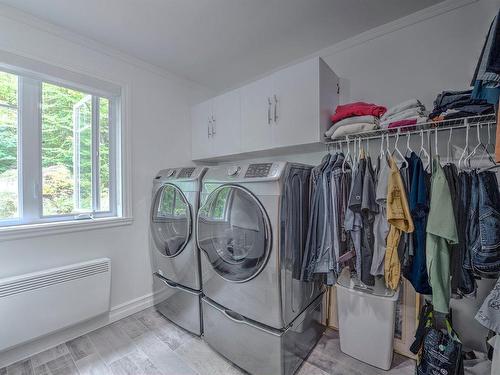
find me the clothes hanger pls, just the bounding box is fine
[446,128,453,164]
[458,122,470,170]
[352,137,358,172]
[392,131,407,167]
[486,122,495,154]
[342,137,353,173]
[357,137,364,161]
[405,132,412,157]
[419,129,431,169]
[479,122,500,171]
[379,134,385,161]
[465,122,495,169]
[479,123,495,162]
[434,127,439,159]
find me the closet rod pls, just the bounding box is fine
[324,114,496,149]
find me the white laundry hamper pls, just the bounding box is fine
[336,270,400,370]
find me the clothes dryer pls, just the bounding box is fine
[197,162,325,374]
[150,166,207,335]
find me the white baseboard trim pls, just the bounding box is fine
[0,291,159,368]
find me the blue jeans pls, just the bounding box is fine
[459,172,476,296]
[475,171,500,276]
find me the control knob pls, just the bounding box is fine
[227,166,241,176]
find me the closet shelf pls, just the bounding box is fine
[324,114,497,146]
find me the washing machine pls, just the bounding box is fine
[197,162,325,375]
[150,166,207,336]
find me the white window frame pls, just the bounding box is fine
[0,60,130,239]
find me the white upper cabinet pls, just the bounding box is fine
[191,89,242,160]
[271,58,318,148]
[240,76,274,152]
[212,89,241,157]
[191,57,338,160]
[191,99,212,160]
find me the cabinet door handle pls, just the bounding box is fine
[211,115,216,135]
[208,117,212,137]
[273,94,278,123]
[268,97,272,125]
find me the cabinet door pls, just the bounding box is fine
[271,58,318,148]
[191,100,212,160]
[212,89,241,156]
[240,76,273,152]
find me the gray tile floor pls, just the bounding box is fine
[1,307,415,375]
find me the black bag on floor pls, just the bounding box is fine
[411,302,464,375]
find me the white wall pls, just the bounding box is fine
[321,0,497,109]
[0,6,208,367]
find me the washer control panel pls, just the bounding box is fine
[226,166,241,176]
[245,163,273,178]
[178,167,195,178]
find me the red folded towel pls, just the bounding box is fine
[387,118,418,132]
[331,102,387,124]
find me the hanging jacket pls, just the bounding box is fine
[301,154,333,282]
[385,155,414,290]
[407,152,432,295]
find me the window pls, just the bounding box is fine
[0,67,121,228]
[0,71,18,220]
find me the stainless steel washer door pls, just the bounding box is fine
[197,185,271,283]
[151,183,191,257]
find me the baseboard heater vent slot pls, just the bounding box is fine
[0,258,111,351]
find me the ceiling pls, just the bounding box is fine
[1,0,442,91]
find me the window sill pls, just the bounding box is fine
[0,217,133,242]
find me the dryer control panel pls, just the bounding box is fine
[245,163,273,178]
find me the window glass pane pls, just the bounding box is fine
[99,98,110,211]
[42,83,93,215]
[211,188,230,219]
[0,71,18,219]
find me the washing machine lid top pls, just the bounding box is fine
[197,184,271,282]
[201,162,289,184]
[154,167,207,185]
[151,183,192,257]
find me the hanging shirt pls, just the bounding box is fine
[330,154,346,275]
[399,158,413,277]
[385,155,414,290]
[407,152,432,295]
[345,159,364,277]
[371,154,390,276]
[312,154,338,284]
[442,163,461,296]
[360,156,378,286]
[426,157,458,313]
[302,154,331,281]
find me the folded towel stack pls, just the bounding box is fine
[326,102,386,139]
[429,90,495,121]
[379,99,428,129]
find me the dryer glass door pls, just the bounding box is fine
[151,183,191,257]
[197,185,271,282]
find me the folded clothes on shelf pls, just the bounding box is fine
[387,117,427,132]
[331,122,378,139]
[380,99,427,128]
[429,89,495,120]
[330,102,386,124]
[380,99,425,122]
[325,115,379,138]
